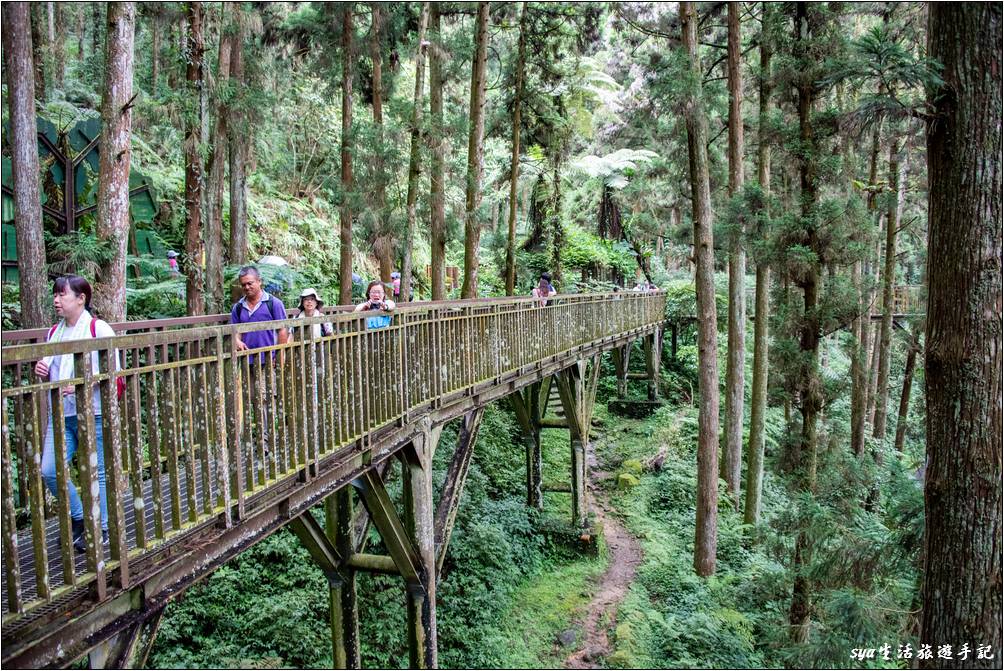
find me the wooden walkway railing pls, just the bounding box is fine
[1,291,665,634]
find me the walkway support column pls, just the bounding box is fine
[401,430,438,669]
[611,345,631,398]
[326,490,360,669]
[510,378,551,509]
[644,329,662,400]
[555,357,601,529]
[87,608,165,669]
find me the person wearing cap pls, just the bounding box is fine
[167,250,180,275]
[295,288,333,339]
[391,271,401,299]
[294,288,333,408]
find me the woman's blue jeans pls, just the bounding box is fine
[40,415,108,531]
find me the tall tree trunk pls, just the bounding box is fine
[369,4,392,285]
[3,3,49,328]
[205,13,232,315]
[338,3,355,306]
[505,1,528,296]
[921,6,1002,666]
[401,3,430,304]
[51,1,64,90]
[227,11,248,266]
[151,14,160,92]
[77,4,85,64]
[893,329,920,454]
[872,140,908,438]
[744,14,772,526]
[852,114,884,455]
[788,2,823,643]
[428,4,446,300]
[93,2,136,323]
[460,2,489,299]
[865,285,882,421]
[723,1,745,510]
[30,4,46,101]
[91,2,100,58]
[681,1,720,577]
[183,2,206,316]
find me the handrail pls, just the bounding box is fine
[0,291,666,623]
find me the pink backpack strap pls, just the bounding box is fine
[90,319,97,338]
[47,323,58,341]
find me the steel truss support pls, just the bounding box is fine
[434,408,485,575]
[510,377,552,509]
[555,356,602,529]
[87,608,165,669]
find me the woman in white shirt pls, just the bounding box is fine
[34,275,116,553]
[295,288,333,339]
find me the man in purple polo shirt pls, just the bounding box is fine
[230,266,290,356]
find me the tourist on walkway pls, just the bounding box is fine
[230,266,290,357]
[35,275,117,553]
[532,272,557,306]
[295,288,333,405]
[230,266,289,471]
[295,288,333,340]
[355,280,396,329]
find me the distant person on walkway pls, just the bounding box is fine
[35,275,118,553]
[531,272,557,306]
[391,272,401,300]
[167,250,180,275]
[355,280,396,329]
[230,266,290,359]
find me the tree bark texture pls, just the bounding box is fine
[76,4,85,65]
[369,4,391,286]
[30,3,46,101]
[91,2,100,59]
[872,140,908,438]
[428,5,446,300]
[723,0,745,510]
[205,12,232,315]
[50,1,64,90]
[227,11,248,266]
[460,2,489,299]
[338,4,355,306]
[401,3,430,304]
[744,14,772,525]
[851,120,883,455]
[92,2,136,324]
[151,14,160,91]
[681,1,720,578]
[183,2,206,316]
[921,5,1002,666]
[505,2,528,296]
[788,2,823,642]
[893,330,920,454]
[3,2,49,329]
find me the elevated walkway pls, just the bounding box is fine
[1,291,665,668]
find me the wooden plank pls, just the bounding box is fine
[49,388,75,586]
[99,347,129,584]
[73,352,105,600]
[2,398,23,612]
[146,345,166,540]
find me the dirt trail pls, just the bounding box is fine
[564,444,643,669]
